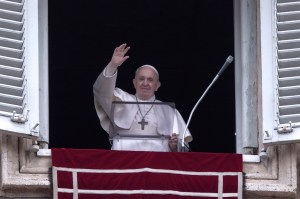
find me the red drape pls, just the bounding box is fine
[52,149,243,199]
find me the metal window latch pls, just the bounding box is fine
[263,130,271,140]
[277,121,293,134]
[11,110,29,123]
[30,123,39,134]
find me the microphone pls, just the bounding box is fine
[217,56,234,76]
[180,55,234,151]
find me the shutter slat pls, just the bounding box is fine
[278,66,300,77]
[279,85,300,96]
[278,30,300,40]
[279,95,300,105]
[4,0,23,4]
[278,58,300,68]
[0,37,23,49]
[0,65,23,77]
[0,8,23,22]
[277,11,300,22]
[0,1,23,12]
[0,83,23,96]
[278,0,300,3]
[277,20,300,31]
[279,114,300,124]
[0,102,23,114]
[278,38,300,49]
[0,93,23,105]
[0,28,23,40]
[278,48,300,59]
[279,104,300,115]
[278,76,300,87]
[277,2,300,13]
[0,19,23,31]
[0,46,22,58]
[0,55,23,68]
[0,74,23,87]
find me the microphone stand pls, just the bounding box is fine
[180,56,234,151]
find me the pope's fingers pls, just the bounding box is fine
[170,137,178,144]
[172,139,178,143]
[123,46,130,54]
[119,43,128,51]
[122,56,130,63]
[114,44,125,52]
[114,44,130,57]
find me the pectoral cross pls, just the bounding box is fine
[138,118,148,130]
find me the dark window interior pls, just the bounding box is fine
[48,0,235,153]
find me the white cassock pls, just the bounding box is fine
[93,68,193,152]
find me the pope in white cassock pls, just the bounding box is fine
[93,43,192,152]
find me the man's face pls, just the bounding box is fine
[133,67,161,100]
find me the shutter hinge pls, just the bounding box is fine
[11,110,29,123]
[276,121,293,134]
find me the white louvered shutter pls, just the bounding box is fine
[264,0,300,144]
[0,0,40,139]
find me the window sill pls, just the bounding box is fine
[38,149,261,164]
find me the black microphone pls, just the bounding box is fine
[180,55,234,150]
[217,55,234,76]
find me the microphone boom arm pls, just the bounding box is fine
[181,55,234,149]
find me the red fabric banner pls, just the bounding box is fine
[52,149,243,199]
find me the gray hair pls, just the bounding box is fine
[135,64,159,80]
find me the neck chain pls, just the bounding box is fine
[135,96,156,130]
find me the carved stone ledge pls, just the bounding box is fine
[243,144,297,198]
[0,134,52,197]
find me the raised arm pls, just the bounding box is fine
[105,43,130,76]
[93,43,130,133]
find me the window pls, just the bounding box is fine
[0,0,237,152]
[48,1,235,152]
[0,0,48,144]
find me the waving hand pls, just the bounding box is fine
[106,43,130,75]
